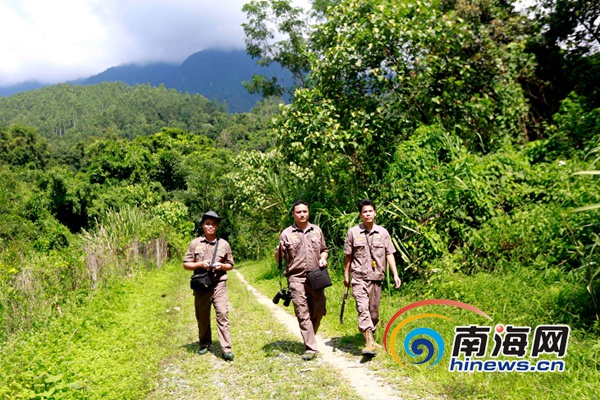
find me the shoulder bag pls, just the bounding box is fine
[190,238,220,291]
[306,266,332,291]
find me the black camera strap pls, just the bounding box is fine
[210,238,220,267]
[278,245,285,289]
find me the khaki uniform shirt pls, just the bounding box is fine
[344,223,395,281]
[280,223,328,281]
[183,236,234,282]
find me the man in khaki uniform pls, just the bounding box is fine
[275,200,328,361]
[344,199,401,356]
[183,211,235,361]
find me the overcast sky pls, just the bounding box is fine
[0,0,308,87]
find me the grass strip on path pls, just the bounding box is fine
[149,261,364,400]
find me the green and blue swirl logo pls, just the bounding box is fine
[383,300,492,368]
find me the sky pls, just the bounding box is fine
[0,0,308,87]
[0,0,540,88]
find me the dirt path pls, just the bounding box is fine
[234,270,406,400]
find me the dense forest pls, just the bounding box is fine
[0,0,599,396]
[0,49,293,113]
[0,82,285,338]
[237,0,600,317]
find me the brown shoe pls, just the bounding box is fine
[361,330,376,356]
[302,351,317,361]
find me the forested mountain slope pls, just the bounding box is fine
[0,82,281,158]
[0,82,227,140]
[83,49,292,113]
[0,49,291,113]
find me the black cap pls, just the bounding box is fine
[200,211,225,224]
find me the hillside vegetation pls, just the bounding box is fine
[1,0,599,398]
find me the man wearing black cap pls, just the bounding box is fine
[183,211,235,361]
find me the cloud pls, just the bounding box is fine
[0,0,253,86]
[96,0,251,63]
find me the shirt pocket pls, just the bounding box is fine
[310,235,322,252]
[373,243,385,258]
[353,240,367,257]
[216,248,227,263]
[288,238,301,258]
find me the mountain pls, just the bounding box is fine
[80,49,292,113]
[81,63,178,87]
[0,81,46,97]
[0,49,292,113]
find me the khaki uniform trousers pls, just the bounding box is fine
[289,278,326,353]
[194,280,231,353]
[351,278,382,333]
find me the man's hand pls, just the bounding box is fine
[393,275,402,289]
[319,257,327,267]
[343,276,350,288]
[278,240,291,252]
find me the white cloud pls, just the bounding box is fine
[0,0,253,86]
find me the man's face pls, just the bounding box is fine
[360,205,376,224]
[292,204,309,225]
[202,218,219,235]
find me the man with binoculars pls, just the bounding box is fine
[275,200,329,361]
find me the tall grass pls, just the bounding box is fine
[80,207,169,288]
[0,206,171,342]
[571,145,600,320]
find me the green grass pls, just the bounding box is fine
[0,264,186,399]
[238,259,600,400]
[2,257,598,399]
[0,261,362,399]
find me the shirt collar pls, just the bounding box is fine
[292,223,314,233]
[201,236,218,244]
[359,222,379,235]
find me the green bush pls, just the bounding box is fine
[375,125,600,283]
[0,205,182,341]
[526,93,600,163]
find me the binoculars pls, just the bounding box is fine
[273,287,292,307]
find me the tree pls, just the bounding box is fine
[274,0,535,200]
[242,0,338,97]
[526,0,600,118]
[535,0,599,54]
[0,125,50,169]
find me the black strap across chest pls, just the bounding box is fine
[209,238,220,266]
